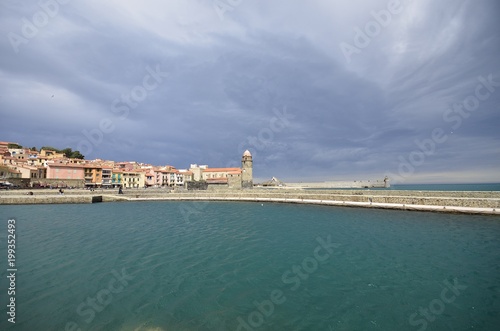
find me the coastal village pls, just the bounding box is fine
[1,141,498,215]
[0,141,253,190]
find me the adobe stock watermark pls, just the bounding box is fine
[7,0,72,54]
[235,235,341,330]
[65,268,135,331]
[213,0,245,21]
[386,73,499,183]
[339,0,408,64]
[409,278,467,331]
[179,200,210,225]
[77,64,168,157]
[178,105,293,224]
[236,106,295,161]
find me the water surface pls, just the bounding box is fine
[0,202,499,330]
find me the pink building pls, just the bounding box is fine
[46,163,84,180]
[145,170,156,187]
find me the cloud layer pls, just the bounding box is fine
[1,0,499,183]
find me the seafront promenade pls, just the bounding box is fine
[1,188,499,215]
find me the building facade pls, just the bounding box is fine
[0,140,254,190]
[46,162,85,180]
[188,150,253,189]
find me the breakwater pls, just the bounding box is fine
[1,189,499,215]
[0,194,103,204]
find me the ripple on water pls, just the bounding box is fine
[1,202,499,330]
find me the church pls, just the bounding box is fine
[188,150,253,189]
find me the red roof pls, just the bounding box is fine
[203,167,241,173]
[83,164,102,169]
[47,163,85,168]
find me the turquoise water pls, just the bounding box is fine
[1,202,499,330]
[390,183,500,191]
[306,183,500,191]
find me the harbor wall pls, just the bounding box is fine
[1,188,499,214]
[0,195,94,204]
[134,190,500,209]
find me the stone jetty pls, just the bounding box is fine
[1,188,499,215]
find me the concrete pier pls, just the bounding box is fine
[0,194,94,204]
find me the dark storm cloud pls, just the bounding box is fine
[1,0,499,183]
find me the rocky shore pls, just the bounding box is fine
[1,188,499,215]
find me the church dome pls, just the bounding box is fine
[243,150,252,157]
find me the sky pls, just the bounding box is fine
[1,0,499,184]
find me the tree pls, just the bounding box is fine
[7,143,22,149]
[30,147,37,151]
[40,146,85,159]
[70,150,85,159]
[40,146,59,152]
[61,148,73,158]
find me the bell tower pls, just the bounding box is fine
[241,150,253,189]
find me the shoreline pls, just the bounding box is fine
[1,189,499,215]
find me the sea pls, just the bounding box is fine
[302,183,500,192]
[1,201,499,330]
[389,183,500,191]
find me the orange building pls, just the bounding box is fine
[83,164,102,187]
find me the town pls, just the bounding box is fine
[0,141,253,190]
